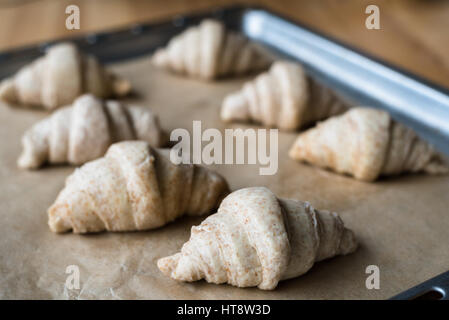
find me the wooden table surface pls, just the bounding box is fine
[0,0,448,88]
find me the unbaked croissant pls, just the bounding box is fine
[152,19,271,80]
[221,60,348,130]
[289,107,449,181]
[48,141,230,233]
[18,94,166,169]
[0,42,130,110]
[158,187,357,290]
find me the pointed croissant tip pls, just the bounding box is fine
[17,154,38,170]
[157,253,181,278]
[158,252,203,282]
[47,203,72,233]
[0,78,17,104]
[112,77,131,97]
[288,145,298,160]
[288,137,305,160]
[339,228,358,255]
[152,49,169,68]
[221,92,249,122]
[424,156,449,175]
[17,136,45,170]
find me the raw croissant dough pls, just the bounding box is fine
[158,187,357,290]
[48,141,230,233]
[0,42,130,110]
[221,61,347,130]
[152,19,271,80]
[18,94,166,169]
[289,107,449,181]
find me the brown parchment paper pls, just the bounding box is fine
[1,56,449,300]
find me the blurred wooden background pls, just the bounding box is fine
[0,0,448,88]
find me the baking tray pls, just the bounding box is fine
[1,6,448,300]
[2,6,448,156]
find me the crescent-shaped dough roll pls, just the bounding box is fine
[152,19,271,80]
[48,141,230,233]
[18,94,166,169]
[289,107,449,181]
[221,61,348,130]
[0,42,130,110]
[158,187,357,290]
